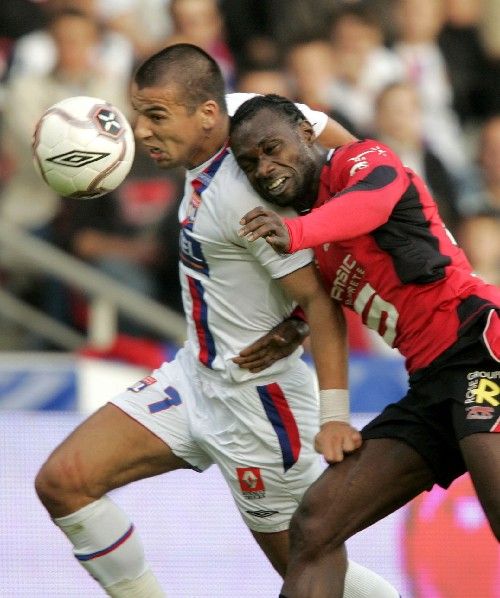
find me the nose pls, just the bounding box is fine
[256,155,275,180]
[134,114,152,141]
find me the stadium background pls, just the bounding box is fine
[0,1,499,597]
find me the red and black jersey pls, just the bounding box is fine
[285,139,500,373]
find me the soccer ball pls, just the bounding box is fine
[32,96,135,199]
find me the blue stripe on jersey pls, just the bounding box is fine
[188,275,217,368]
[257,384,300,472]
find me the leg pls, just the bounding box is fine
[251,529,289,577]
[252,528,402,598]
[35,403,189,516]
[209,362,402,596]
[460,432,500,540]
[35,403,190,596]
[281,438,435,598]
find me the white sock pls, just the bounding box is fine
[105,569,166,597]
[54,496,165,596]
[344,560,399,597]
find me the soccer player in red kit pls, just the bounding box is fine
[230,94,500,598]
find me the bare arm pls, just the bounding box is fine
[317,117,357,148]
[278,263,361,462]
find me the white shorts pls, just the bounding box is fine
[110,347,323,532]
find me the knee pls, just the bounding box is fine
[289,494,345,562]
[34,451,98,514]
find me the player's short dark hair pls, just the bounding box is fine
[230,94,307,134]
[134,43,227,115]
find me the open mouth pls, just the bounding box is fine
[147,146,166,160]
[265,176,287,195]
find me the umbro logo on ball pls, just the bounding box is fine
[46,150,110,168]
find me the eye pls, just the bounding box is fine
[149,113,166,123]
[264,141,280,155]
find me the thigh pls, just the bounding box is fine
[46,352,214,496]
[46,402,188,495]
[293,438,435,546]
[460,433,500,539]
[110,351,214,473]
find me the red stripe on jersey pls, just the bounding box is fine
[188,276,212,366]
[266,383,301,463]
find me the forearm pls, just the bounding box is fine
[302,295,348,391]
[285,162,408,252]
[285,191,394,252]
[278,265,348,391]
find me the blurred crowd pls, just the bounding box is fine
[0,0,499,353]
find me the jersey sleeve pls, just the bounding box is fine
[244,232,314,279]
[285,140,410,251]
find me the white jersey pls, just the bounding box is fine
[178,94,328,383]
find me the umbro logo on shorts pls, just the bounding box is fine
[245,510,279,518]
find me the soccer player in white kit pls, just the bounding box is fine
[35,44,399,597]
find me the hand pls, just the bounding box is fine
[232,318,310,372]
[314,421,362,464]
[238,207,291,253]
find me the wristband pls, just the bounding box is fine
[319,389,350,425]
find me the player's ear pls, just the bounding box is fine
[299,120,316,146]
[199,100,219,131]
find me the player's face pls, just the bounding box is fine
[131,81,212,170]
[231,109,317,209]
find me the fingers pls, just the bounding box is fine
[233,335,295,372]
[315,425,363,464]
[346,430,363,451]
[239,206,266,225]
[236,334,286,358]
[233,350,289,372]
[238,217,277,242]
[235,359,273,373]
[232,352,276,372]
[265,234,286,252]
[318,437,344,464]
[236,339,267,358]
[338,432,362,458]
[239,207,283,240]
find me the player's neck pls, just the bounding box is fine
[294,147,328,213]
[188,117,230,169]
[312,144,330,194]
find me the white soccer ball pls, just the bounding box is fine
[32,95,135,199]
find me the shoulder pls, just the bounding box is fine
[205,152,264,228]
[333,139,402,166]
[217,151,255,195]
